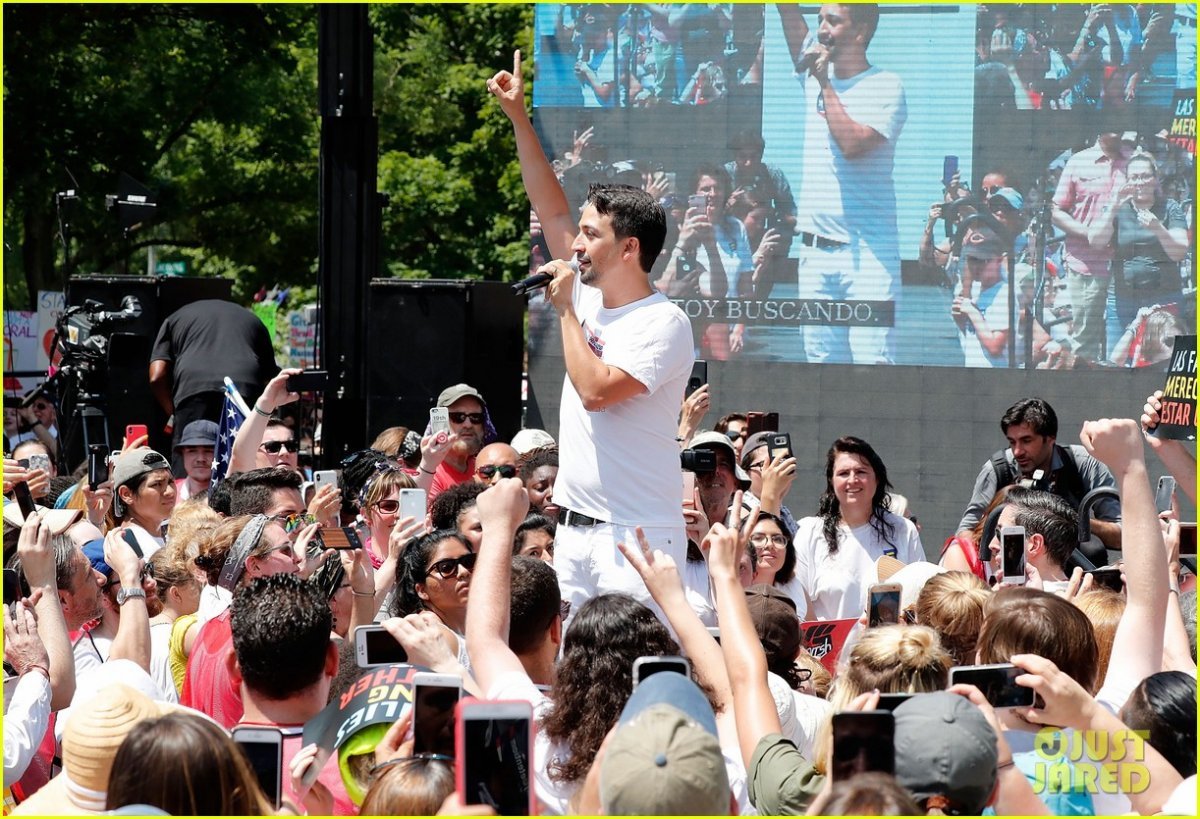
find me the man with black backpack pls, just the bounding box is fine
[956,398,1122,552]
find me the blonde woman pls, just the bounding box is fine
[914,571,991,667]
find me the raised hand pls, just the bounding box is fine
[487,49,525,120]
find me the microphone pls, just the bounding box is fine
[512,255,581,295]
[796,51,818,72]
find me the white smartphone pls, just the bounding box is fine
[232,726,284,809]
[456,700,535,816]
[399,488,427,522]
[412,672,463,757]
[632,655,691,688]
[313,469,338,492]
[354,624,408,668]
[1000,525,1026,584]
[430,407,451,436]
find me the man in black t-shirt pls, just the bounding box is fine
[149,299,278,467]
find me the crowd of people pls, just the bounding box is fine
[3,9,1197,817]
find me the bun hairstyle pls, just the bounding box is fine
[914,571,991,667]
[815,625,951,774]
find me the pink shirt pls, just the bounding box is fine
[1053,143,1131,277]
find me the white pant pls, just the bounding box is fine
[554,521,712,629]
[797,243,898,364]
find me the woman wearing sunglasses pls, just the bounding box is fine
[391,530,475,668]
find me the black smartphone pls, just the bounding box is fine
[456,700,535,816]
[354,625,408,668]
[1085,567,1124,593]
[687,360,708,396]
[232,727,284,810]
[942,154,959,189]
[285,370,329,393]
[831,710,895,780]
[319,526,363,550]
[3,569,19,605]
[768,433,793,462]
[948,663,1035,709]
[87,444,110,491]
[1180,523,1197,560]
[875,692,915,712]
[413,672,464,757]
[12,481,36,518]
[122,528,144,559]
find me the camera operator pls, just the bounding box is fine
[9,393,58,460]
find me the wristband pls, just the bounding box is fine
[23,664,50,679]
[252,404,272,418]
[419,466,435,476]
[997,758,1015,771]
[352,589,375,598]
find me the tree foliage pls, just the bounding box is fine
[3,3,534,310]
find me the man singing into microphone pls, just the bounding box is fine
[778,4,907,364]
[489,51,695,619]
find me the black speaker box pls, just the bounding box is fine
[366,279,525,443]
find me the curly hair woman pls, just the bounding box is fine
[793,437,924,619]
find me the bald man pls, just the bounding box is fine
[474,443,519,485]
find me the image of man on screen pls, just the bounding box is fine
[778,4,907,365]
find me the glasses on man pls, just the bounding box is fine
[271,512,316,534]
[259,439,298,454]
[747,460,767,473]
[104,563,155,590]
[982,185,1003,197]
[448,411,485,425]
[425,552,477,579]
[749,533,789,547]
[476,464,518,480]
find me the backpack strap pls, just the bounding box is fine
[990,450,1015,491]
[1051,444,1087,508]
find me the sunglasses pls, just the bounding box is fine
[260,439,298,454]
[374,499,400,515]
[425,552,477,579]
[982,185,1003,196]
[104,563,155,590]
[271,512,316,534]
[448,412,485,425]
[725,430,747,441]
[476,464,518,480]
[559,599,572,620]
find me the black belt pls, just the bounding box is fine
[798,231,848,250]
[556,507,607,527]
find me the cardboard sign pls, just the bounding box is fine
[800,618,858,675]
[1154,335,1197,441]
[301,662,425,786]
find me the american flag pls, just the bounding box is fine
[211,385,247,486]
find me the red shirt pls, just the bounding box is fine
[427,457,475,508]
[180,610,243,728]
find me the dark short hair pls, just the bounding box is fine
[728,129,765,153]
[845,3,880,44]
[518,447,558,482]
[1001,398,1058,438]
[514,514,557,555]
[585,183,667,273]
[509,556,561,654]
[429,482,486,531]
[232,573,332,700]
[228,467,303,516]
[714,413,747,434]
[207,478,234,516]
[1004,487,1077,570]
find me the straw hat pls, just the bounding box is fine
[13,683,182,815]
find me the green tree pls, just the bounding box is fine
[3,4,319,308]
[3,4,536,310]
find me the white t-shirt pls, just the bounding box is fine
[123,522,165,560]
[149,621,180,703]
[486,671,573,815]
[580,47,616,108]
[795,66,907,265]
[698,216,754,298]
[958,279,1010,368]
[793,512,924,620]
[198,584,233,624]
[555,280,695,526]
[774,575,810,622]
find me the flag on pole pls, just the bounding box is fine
[211,379,251,486]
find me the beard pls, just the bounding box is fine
[453,435,482,458]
